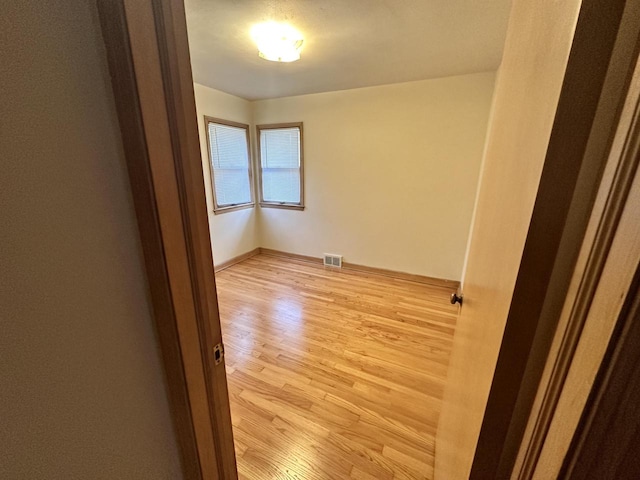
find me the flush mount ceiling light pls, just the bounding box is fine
[250,22,304,62]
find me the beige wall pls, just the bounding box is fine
[195,74,495,280]
[0,2,182,478]
[435,0,582,478]
[194,83,260,266]
[251,73,495,280]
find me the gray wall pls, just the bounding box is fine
[0,1,183,478]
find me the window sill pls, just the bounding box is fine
[259,202,305,211]
[213,203,255,215]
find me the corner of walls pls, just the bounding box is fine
[249,96,266,251]
[193,83,260,266]
[249,72,497,281]
[196,72,497,281]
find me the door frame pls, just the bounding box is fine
[97,0,236,478]
[96,0,640,479]
[470,0,640,477]
[515,37,640,479]
[560,261,640,478]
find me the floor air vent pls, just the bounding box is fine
[323,254,343,268]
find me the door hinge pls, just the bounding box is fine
[213,343,224,365]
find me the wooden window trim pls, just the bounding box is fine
[256,122,305,210]
[204,116,255,214]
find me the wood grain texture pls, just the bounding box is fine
[215,254,458,479]
[100,0,238,477]
[527,66,640,479]
[435,1,583,478]
[514,14,640,478]
[561,264,640,479]
[98,0,211,477]
[259,248,460,289]
[474,0,636,476]
[215,248,261,273]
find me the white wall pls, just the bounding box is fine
[0,2,182,478]
[252,73,495,281]
[193,83,260,266]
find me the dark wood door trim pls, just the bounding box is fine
[97,0,237,478]
[517,46,640,479]
[471,0,640,478]
[151,1,237,475]
[560,262,640,479]
[96,2,201,477]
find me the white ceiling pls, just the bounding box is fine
[184,0,512,100]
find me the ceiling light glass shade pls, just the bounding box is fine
[251,22,304,62]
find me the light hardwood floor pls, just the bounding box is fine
[215,254,458,479]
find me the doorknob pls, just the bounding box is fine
[450,293,463,306]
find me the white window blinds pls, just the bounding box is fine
[259,127,301,205]
[207,122,252,208]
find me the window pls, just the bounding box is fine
[257,123,304,210]
[205,117,254,214]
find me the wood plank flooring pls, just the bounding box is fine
[215,254,458,479]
